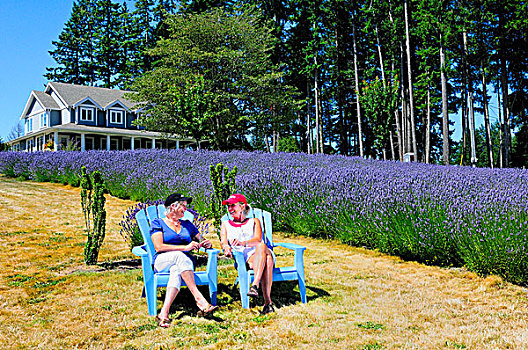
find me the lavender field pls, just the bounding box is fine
[1,149,527,285]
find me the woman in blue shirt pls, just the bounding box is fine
[150,193,218,327]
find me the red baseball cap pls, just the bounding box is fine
[222,193,247,206]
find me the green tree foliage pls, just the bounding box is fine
[129,6,298,150]
[0,137,7,151]
[45,0,98,85]
[46,0,176,88]
[359,77,399,155]
[44,0,528,166]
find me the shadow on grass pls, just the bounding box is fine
[159,279,330,319]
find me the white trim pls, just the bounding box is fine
[73,96,103,109]
[104,99,131,112]
[109,109,124,125]
[79,106,95,122]
[45,83,68,108]
[39,111,48,129]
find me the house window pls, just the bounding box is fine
[80,107,95,122]
[26,118,33,133]
[40,112,48,128]
[110,110,124,124]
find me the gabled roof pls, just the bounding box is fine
[19,90,61,120]
[72,96,103,109]
[104,99,131,112]
[46,82,138,110]
[33,91,61,110]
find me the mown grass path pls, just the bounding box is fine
[1,176,527,349]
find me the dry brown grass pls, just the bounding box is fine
[1,175,528,349]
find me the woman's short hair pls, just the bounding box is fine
[242,203,251,215]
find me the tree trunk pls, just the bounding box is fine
[306,80,312,154]
[425,87,431,164]
[501,58,510,167]
[440,35,449,165]
[388,1,402,161]
[497,81,504,167]
[463,30,477,167]
[461,87,468,166]
[352,10,364,157]
[335,11,348,155]
[481,65,494,168]
[404,0,418,159]
[499,13,510,167]
[314,69,320,154]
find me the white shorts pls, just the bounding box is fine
[154,251,194,290]
[235,246,277,266]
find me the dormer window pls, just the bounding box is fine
[110,110,124,124]
[80,107,95,122]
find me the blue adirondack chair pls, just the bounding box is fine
[222,208,307,309]
[132,204,219,316]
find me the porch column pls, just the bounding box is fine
[53,131,58,151]
[151,138,156,149]
[80,133,85,151]
[107,135,111,151]
[131,137,135,150]
[176,140,180,150]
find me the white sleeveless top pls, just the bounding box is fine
[225,218,256,257]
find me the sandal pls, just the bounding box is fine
[247,285,259,297]
[261,302,275,315]
[197,304,218,317]
[155,315,172,328]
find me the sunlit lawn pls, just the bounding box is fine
[1,175,528,349]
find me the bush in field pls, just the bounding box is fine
[80,166,107,265]
[1,150,528,285]
[209,163,237,239]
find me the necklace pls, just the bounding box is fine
[232,217,248,224]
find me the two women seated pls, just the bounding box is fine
[150,192,275,328]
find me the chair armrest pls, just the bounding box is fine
[274,242,306,271]
[204,248,220,275]
[203,248,220,261]
[199,247,220,255]
[274,242,307,252]
[132,246,148,257]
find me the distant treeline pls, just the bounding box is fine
[45,0,528,168]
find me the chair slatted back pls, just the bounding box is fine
[136,204,195,263]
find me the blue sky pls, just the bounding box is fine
[0,0,494,143]
[0,0,74,140]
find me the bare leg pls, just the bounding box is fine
[260,254,274,304]
[181,270,209,310]
[159,287,179,320]
[251,243,268,287]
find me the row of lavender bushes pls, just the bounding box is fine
[1,149,527,285]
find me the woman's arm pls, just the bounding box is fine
[151,231,200,252]
[220,221,232,256]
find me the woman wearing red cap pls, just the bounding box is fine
[220,194,276,314]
